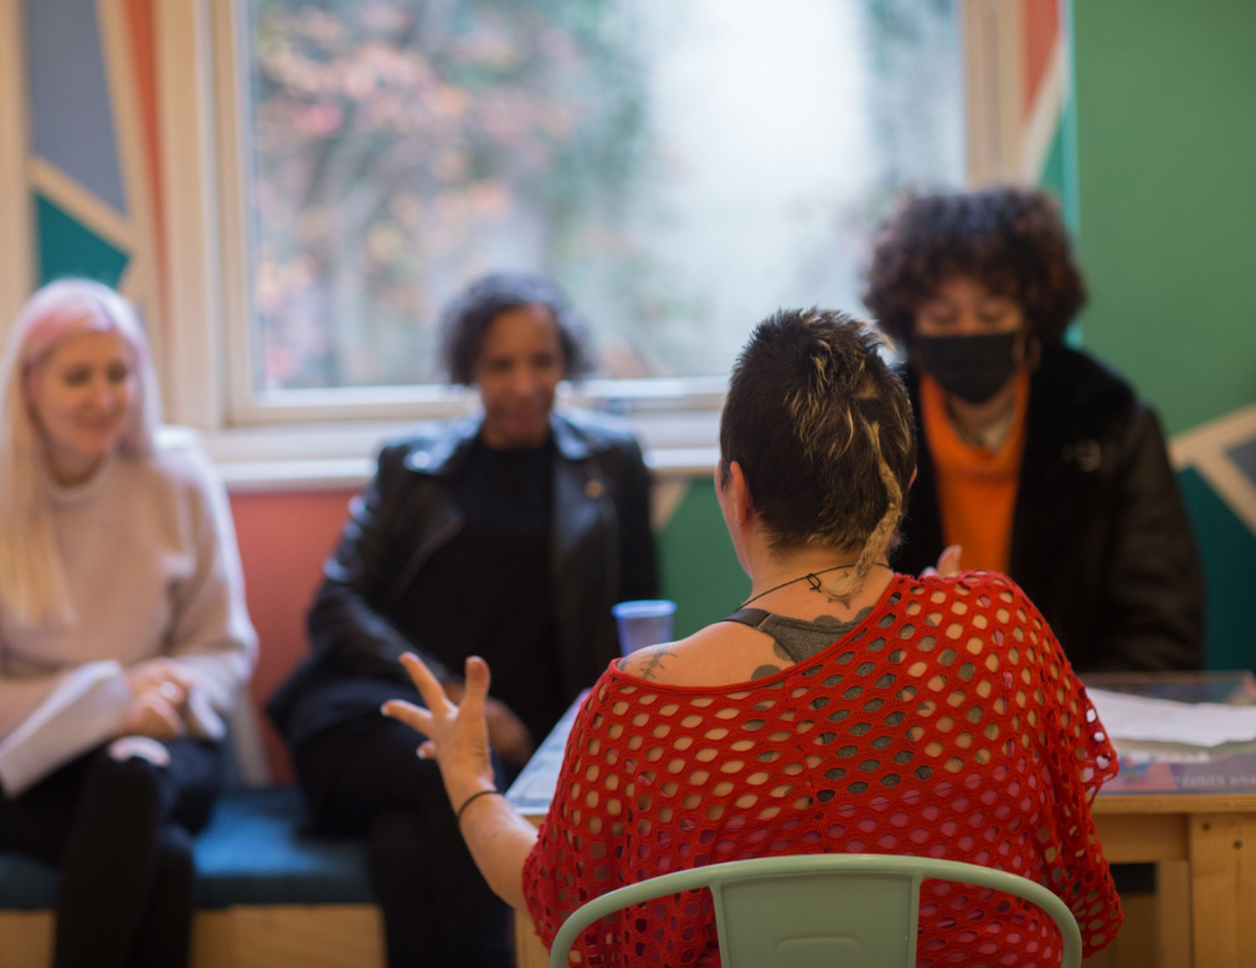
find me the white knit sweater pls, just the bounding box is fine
[0,430,257,744]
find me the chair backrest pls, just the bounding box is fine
[548,853,1082,968]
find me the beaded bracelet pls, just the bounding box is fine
[456,788,503,823]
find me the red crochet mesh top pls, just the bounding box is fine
[523,572,1122,967]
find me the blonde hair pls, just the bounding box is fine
[0,279,160,626]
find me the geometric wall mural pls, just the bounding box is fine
[27,0,126,213]
[1226,434,1256,489]
[1178,468,1256,672]
[1172,408,1256,670]
[21,0,161,318]
[35,193,129,287]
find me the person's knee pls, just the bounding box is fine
[82,748,167,820]
[354,721,453,806]
[368,807,425,865]
[365,806,430,905]
[153,824,195,890]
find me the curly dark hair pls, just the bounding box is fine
[720,309,916,586]
[862,187,1087,344]
[439,272,592,385]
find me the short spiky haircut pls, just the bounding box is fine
[440,272,592,385]
[862,187,1087,344]
[720,309,917,585]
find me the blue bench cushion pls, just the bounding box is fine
[194,786,372,907]
[0,787,372,910]
[0,851,59,910]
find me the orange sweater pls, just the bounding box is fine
[918,371,1029,574]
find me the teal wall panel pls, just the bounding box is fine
[1073,0,1256,435]
[1071,0,1256,668]
[35,193,128,287]
[1178,468,1256,673]
[657,480,748,639]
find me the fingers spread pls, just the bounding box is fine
[459,656,491,718]
[398,653,450,712]
[381,699,433,736]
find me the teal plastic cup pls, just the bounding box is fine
[612,600,677,656]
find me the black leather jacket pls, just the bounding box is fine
[893,342,1204,672]
[269,409,657,747]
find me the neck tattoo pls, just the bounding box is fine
[740,561,890,609]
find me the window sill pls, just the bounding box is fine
[205,411,721,493]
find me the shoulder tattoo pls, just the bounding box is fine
[621,647,681,681]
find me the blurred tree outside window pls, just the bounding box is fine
[245,0,963,391]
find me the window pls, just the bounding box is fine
[159,0,1022,475]
[234,0,962,394]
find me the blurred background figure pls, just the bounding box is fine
[864,187,1203,672]
[0,279,256,968]
[268,272,657,968]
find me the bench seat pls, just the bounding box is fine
[0,787,371,910]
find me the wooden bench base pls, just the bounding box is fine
[0,906,383,968]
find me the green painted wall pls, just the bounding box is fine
[1072,0,1256,435]
[657,480,749,638]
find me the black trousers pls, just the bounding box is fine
[294,715,513,968]
[0,738,223,968]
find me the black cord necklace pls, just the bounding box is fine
[739,561,890,609]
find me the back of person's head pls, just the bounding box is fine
[720,309,917,585]
[862,186,1087,344]
[440,272,591,385]
[0,279,160,625]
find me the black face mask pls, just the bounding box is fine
[916,332,1020,404]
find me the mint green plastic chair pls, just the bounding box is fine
[549,854,1082,968]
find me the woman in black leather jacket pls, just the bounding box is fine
[269,273,657,968]
[863,187,1203,673]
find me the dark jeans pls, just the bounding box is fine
[0,738,223,968]
[294,716,513,968]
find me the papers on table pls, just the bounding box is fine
[507,688,589,816]
[1088,687,1256,749]
[0,660,133,798]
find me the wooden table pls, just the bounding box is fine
[1090,793,1256,966]
[508,675,1256,968]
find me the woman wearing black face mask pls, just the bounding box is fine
[863,187,1203,673]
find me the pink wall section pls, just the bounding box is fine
[230,489,357,782]
[1022,0,1061,119]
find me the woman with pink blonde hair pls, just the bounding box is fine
[0,279,256,968]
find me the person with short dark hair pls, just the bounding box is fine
[384,308,1123,965]
[268,272,656,968]
[863,187,1202,672]
[440,272,592,386]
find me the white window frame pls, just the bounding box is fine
[151,0,1025,489]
